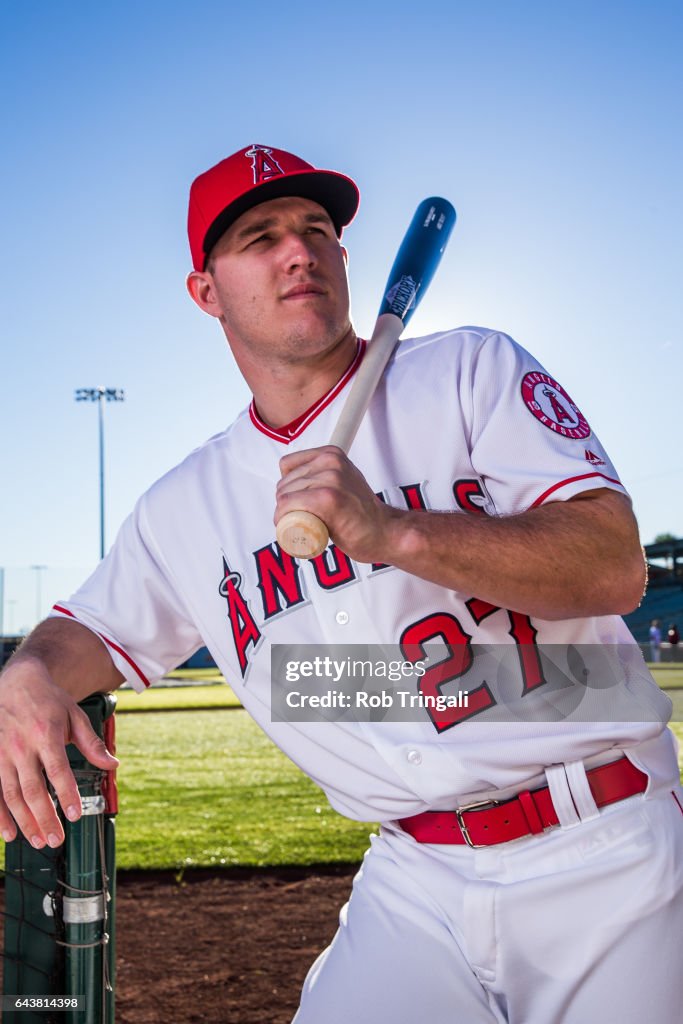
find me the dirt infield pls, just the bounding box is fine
[115,866,356,1024]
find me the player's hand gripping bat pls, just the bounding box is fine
[275,196,457,559]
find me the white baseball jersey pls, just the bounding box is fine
[51,327,678,821]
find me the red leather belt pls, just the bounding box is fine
[397,757,648,848]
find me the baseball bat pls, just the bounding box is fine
[275,196,457,559]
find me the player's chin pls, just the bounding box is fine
[282,299,336,325]
[284,316,351,353]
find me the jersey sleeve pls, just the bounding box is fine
[466,330,627,514]
[50,494,203,691]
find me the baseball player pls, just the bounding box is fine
[1,144,682,1024]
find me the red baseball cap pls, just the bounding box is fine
[187,144,360,271]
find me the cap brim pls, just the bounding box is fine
[202,169,359,266]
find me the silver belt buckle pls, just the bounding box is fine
[456,799,500,848]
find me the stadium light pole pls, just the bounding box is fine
[30,564,47,624]
[75,387,125,560]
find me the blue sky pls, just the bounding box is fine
[1,1,681,629]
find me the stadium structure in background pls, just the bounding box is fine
[622,536,683,654]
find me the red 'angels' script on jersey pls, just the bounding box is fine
[520,372,591,439]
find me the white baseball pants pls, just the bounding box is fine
[293,779,683,1023]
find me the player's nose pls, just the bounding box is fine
[281,231,318,272]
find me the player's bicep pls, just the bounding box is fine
[540,486,645,609]
[565,487,642,557]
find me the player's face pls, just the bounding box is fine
[203,196,352,367]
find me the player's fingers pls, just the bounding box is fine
[39,742,83,832]
[274,473,345,521]
[279,445,343,477]
[0,786,18,843]
[276,453,350,498]
[276,467,343,501]
[278,447,319,476]
[68,707,119,771]
[2,760,58,848]
[276,463,315,491]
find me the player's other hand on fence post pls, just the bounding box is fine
[0,655,119,849]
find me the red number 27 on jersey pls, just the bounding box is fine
[400,598,546,732]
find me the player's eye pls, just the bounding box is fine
[244,233,273,249]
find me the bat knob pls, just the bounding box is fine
[276,510,329,560]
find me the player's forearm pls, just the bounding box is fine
[4,617,125,701]
[378,489,646,620]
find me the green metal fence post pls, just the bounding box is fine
[63,693,117,1024]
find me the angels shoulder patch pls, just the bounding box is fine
[520,371,591,439]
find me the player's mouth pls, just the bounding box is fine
[280,283,327,301]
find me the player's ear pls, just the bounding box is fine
[186,271,222,318]
[341,245,349,266]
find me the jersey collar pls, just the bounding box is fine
[248,338,366,444]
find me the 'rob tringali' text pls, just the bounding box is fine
[285,690,470,710]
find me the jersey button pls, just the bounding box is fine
[406,749,422,766]
[335,610,349,625]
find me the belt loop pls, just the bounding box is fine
[565,760,600,822]
[517,790,544,834]
[545,764,580,828]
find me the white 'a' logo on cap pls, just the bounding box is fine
[245,145,285,184]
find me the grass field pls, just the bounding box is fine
[166,667,225,683]
[649,664,683,689]
[113,709,374,870]
[114,683,240,712]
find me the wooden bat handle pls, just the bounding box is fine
[275,313,403,559]
[329,314,403,449]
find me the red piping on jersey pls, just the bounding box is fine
[531,472,623,508]
[249,338,367,443]
[52,604,151,688]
